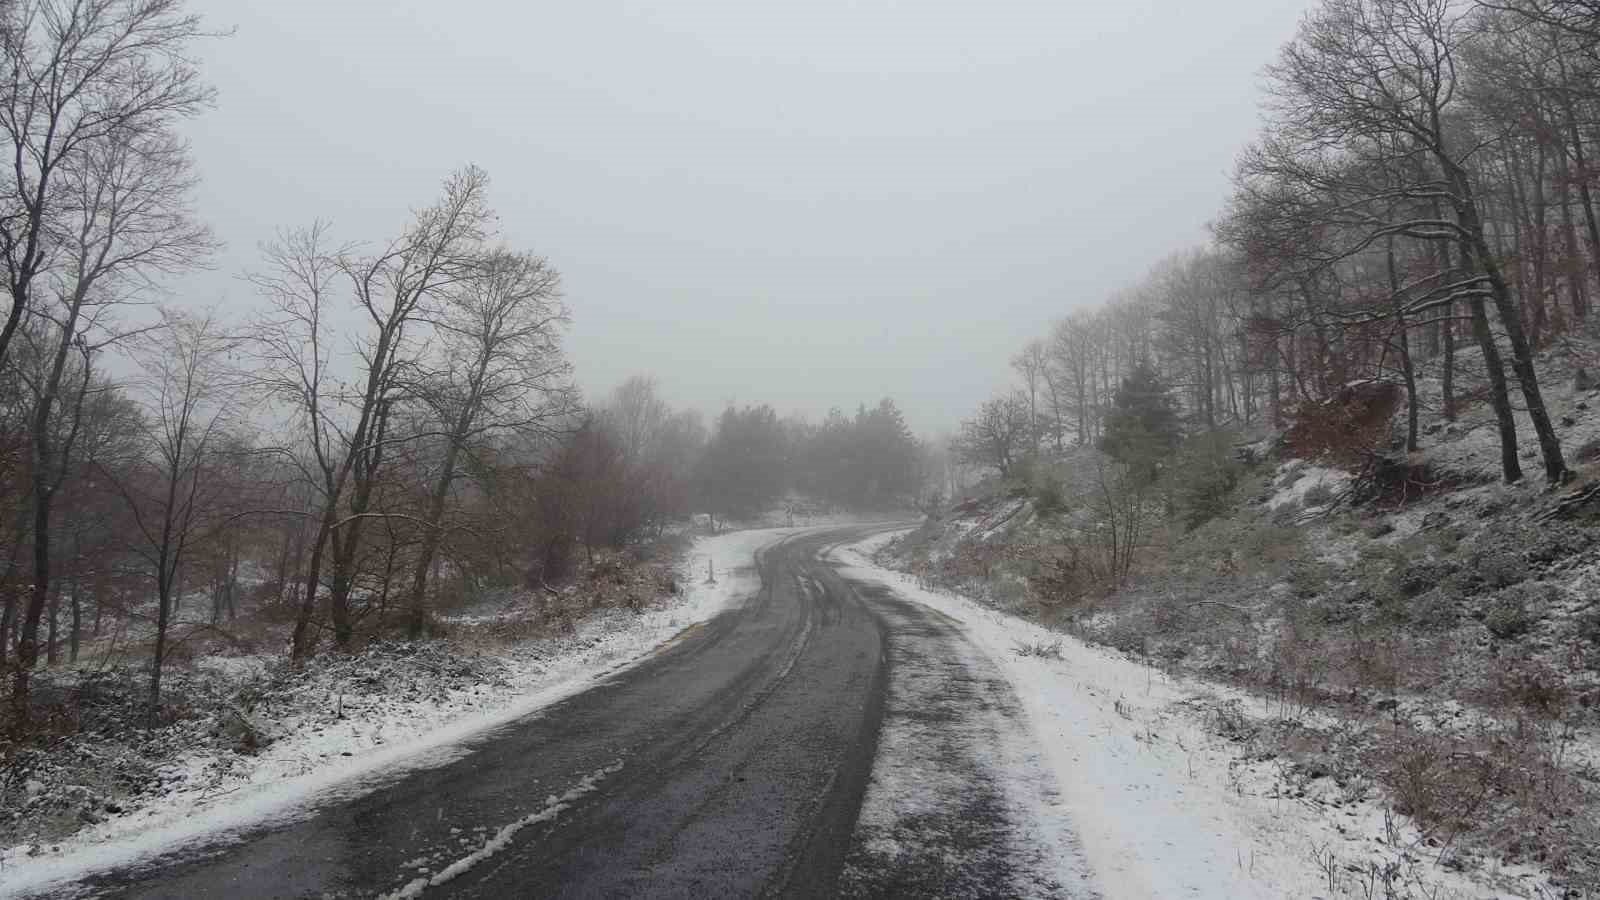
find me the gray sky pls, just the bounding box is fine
[179,0,1311,436]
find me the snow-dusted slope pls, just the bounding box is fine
[0,527,786,899]
[831,530,1549,900]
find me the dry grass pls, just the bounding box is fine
[1011,639,1064,659]
[893,446,1600,894]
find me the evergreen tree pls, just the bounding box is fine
[1100,361,1180,477]
[852,398,921,504]
[695,405,789,519]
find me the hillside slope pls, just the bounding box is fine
[884,347,1600,898]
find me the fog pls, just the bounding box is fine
[179,0,1311,435]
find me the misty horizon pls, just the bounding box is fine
[174,0,1312,436]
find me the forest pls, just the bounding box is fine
[8,0,1600,895]
[0,0,926,724]
[959,0,1600,495]
[918,4,1600,887]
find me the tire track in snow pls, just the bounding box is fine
[838,581,1098,899]
[380,762,622,898]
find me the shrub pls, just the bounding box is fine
[1494,657,1569,717]
[1428,524,1465,556]
[1032,478,1066,516]
[1171,430,1243,529]
[1391,560,1458,598]
[1471,550,1529,590]
[1287,560,1332,599]
[1007,454,1039,492]
[1577,609,1600,648]
[1367,586,1415,627]
[990,577,1027,610]
[1384,732,1464,829]
[1357,540,1406,569]
[1302,481,1336,507]
[1271,499,1303,526]
[1410,589,1461,631]
[1012,639,1064,659]
[1481,587,1544,640]
[1280,463,1307,489]
[1235,512,1305,566]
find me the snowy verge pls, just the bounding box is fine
[0,527,787,899]
[831,531,1550,900]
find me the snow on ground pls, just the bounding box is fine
[382,762,622,900]
[0,527,787,900]
[838,580,1095,898]
[1268,461,1352,511]
[974,497,1031,541]
[831,531,1551,900]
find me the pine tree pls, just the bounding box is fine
[1100,361,1180,477]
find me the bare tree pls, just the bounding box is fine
[950,394,1031,478]
[1011,341,1049,454]
[247,222,343,659]
[105,309,238,720]
[600,376,703,535]
[316,168,492,652]
[402,249,571,636]
[1088,455,1154,586]
[0,0,214,374]
[1048,312,1097,446]
[1258,0,1565,482]
[253,168,493,659]
[9,124,212,711]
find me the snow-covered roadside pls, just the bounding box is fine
[837,579,1096,898]
[831,531,1552,900]
[0,527,786,899]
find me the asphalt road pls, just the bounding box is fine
[64,525,1085,899]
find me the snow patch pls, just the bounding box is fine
[1268,462,1350,510]
[832,531,1547,899]
[381,762,621,899]
[0,527,788,900]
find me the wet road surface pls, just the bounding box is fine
[54,525,1090,899]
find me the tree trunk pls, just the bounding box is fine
[1387,237,1420,452]
[1434,239,1458,422]
[1268,298,1283,428]
[150,570,172,727]
[92,568,108,637]
[327,527,359,650]
[405,441,463,638]
[290,510,336,662]
[1558,157,1589,322]
[1556,83,1600,292]
[225,553,238,621]
[1469,293,1522,484]
[1528,142,1552,346]
[1482,266,1566,481]
[14,486,55,712]
[46,579,60,666]
[0,582,13,670]
[69,574,81,664]
[1456,174,1568,483]
[325,398,396,651]
[1442,300,1456,422]
[1505,143,1536,344]
[1075,363,1088,446]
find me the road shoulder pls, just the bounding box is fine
[0,527,786,900]
[830,531,1547,900]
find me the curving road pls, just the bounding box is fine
[59,525,1089,899]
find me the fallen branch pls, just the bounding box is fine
[1185,599,1255,615]
[1538,482,1600,523]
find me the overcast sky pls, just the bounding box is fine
[178,0,1312,436]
